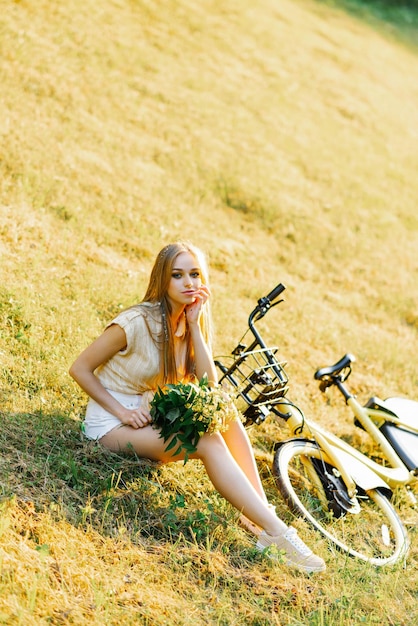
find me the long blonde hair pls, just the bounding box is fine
[142,242,213,385]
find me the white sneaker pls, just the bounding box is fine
[256,527,326,573]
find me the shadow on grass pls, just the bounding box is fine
[316,0,418,50]
[0,410,228,546]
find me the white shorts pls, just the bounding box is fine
[82,389,143,440]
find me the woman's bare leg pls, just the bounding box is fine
[195,431,287,535]
[221,418,268,502]
[100,425,287,536]
[100,424,182,461]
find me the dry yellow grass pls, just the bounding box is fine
[1,0,418,623]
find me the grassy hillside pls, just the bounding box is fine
[1,0,417,624]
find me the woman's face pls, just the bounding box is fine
[167,251,202,309]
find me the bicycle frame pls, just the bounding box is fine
[272,396,415,500]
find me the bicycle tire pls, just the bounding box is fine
[273,439,409,566]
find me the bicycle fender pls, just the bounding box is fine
[326,444,392,498]
[275,438,393,497]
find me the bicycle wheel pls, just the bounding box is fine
[273,439,409,566]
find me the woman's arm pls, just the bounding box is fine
[188,322,217,384]
[185,286,218,385]
[69,325,151,428]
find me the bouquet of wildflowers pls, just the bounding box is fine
[150,376,239,463]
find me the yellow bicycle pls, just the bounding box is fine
[215,284,415,566]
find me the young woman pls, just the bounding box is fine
[69,241,325,573]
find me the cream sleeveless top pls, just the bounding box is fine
[95,302,188,397]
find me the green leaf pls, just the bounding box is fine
[165,437,178,451]
[174,444,185,457]
[165,408,181,422]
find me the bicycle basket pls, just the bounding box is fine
[217,347,289,424]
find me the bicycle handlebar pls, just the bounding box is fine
[250,283,286,326]
[265,283,286,303]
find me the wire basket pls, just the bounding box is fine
[217,347,289,424]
